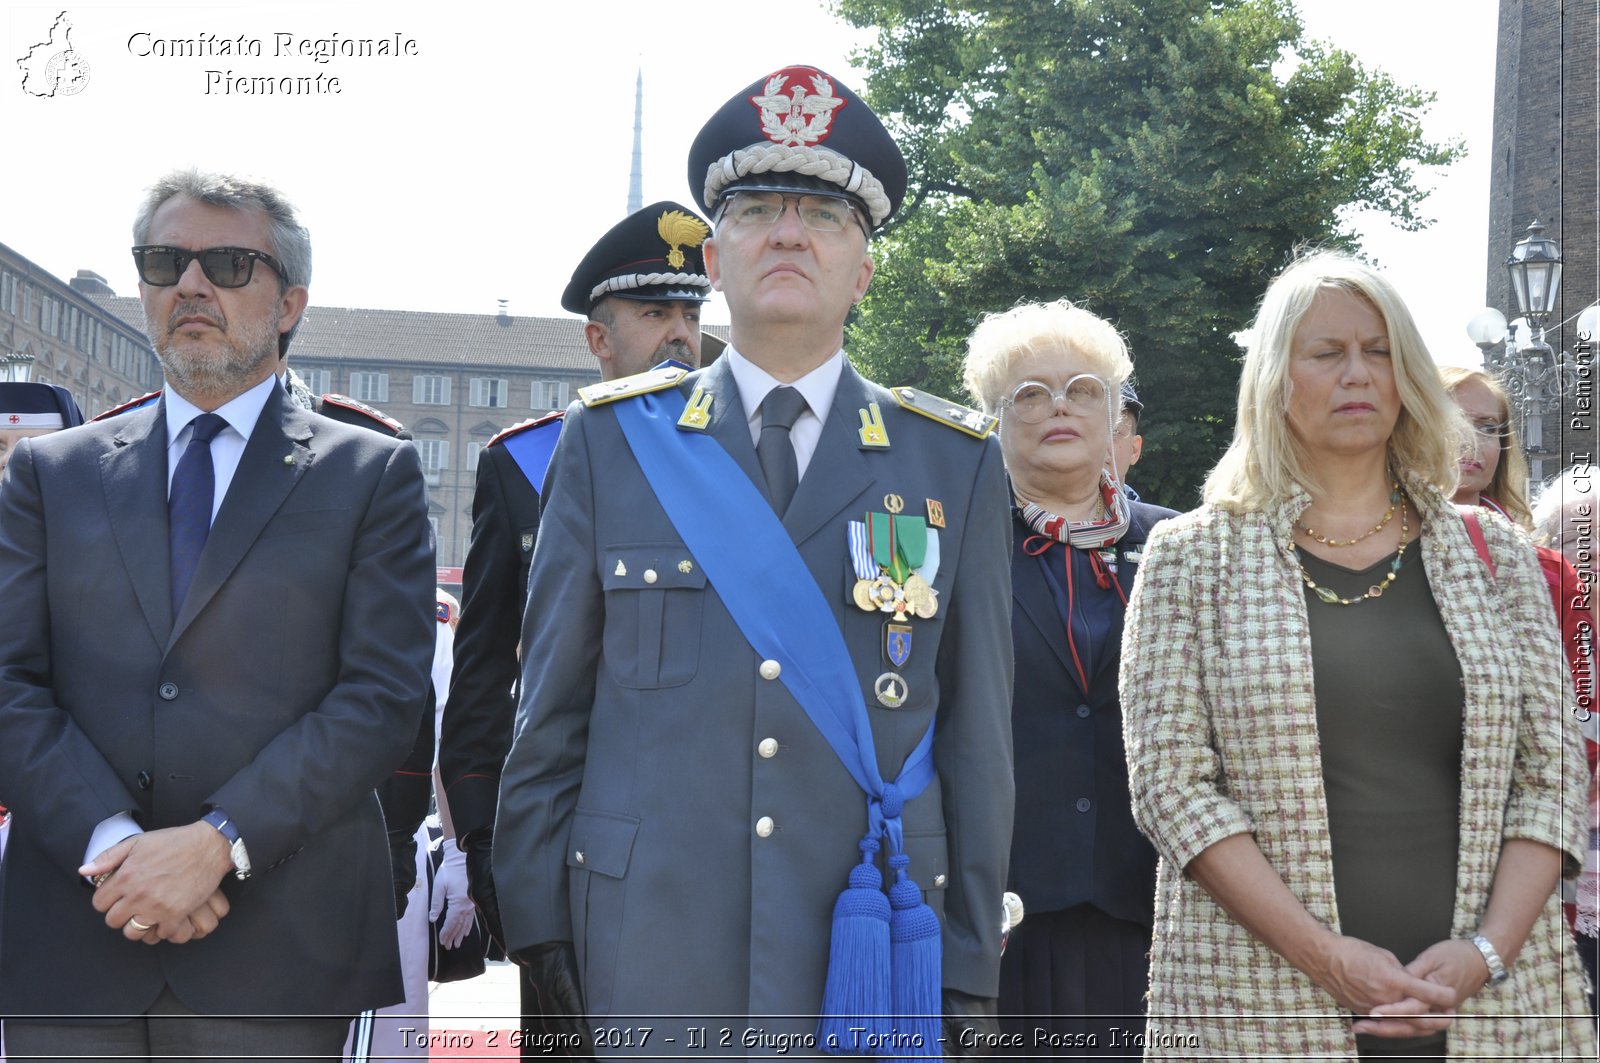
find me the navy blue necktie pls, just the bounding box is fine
[169,413,228,612]
[756,386,808,516]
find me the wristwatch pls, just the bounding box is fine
[202,808,252,880]
[1469,933,1509,985]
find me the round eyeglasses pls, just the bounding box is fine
[999,375,1109,424]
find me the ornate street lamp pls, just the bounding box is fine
[0,352,36,383]
[1465,220,1577,479]
[1506,219,1563,331]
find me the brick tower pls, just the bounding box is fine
[1485,0,1598,482]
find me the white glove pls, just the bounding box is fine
[429,833,476,950]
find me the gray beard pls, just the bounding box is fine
[151,306,279,399]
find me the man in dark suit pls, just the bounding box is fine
[0,169,434,1058]
[493,65,1014,1055]
[441,200,710,1055]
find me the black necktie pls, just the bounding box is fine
[757,386,808,516]
[169,412,228,612]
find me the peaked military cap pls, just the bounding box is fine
[688,64,907,229]
[0,382,85,430]
[561,201,713,315]
[1120,382,1143,416]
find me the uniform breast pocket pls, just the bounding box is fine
[600,543,706,689]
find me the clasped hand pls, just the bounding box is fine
[1317,934,1482,1039]
[79,822,233,945]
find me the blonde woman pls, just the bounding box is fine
[1120,252,1592,1059]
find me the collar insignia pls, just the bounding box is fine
[857,402,890,448]
[677,386,713,431]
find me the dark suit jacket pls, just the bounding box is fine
[1007,500,1174,924]
[440,428,551,839]
[494,357,1015,1041]
[0,386,435,1017]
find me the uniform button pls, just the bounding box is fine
[757,738,779,759]
[755,816,775,838]
[136,771,152,790]
[759,659,781,680]
[1075,798,1092,813]
[574,850,585,865]
[158,682,179,701]
[933,874,947,888]
[1076,704,1091,718]
[643,569,658,584]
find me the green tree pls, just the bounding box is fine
[835,0,1460,507]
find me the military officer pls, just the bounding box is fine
[494,65,1014,1057]
[440,202,711,1054]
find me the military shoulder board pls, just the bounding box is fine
[90,389,162,422]
[891,387,998,439]
[318,393,405,436]
[488,409,564,448]
[578,366,687,408]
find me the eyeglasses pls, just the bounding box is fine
[131,245,284,288]
[1000,375,1109,424]
[1469,419,1512,440]
[716,191,863,234]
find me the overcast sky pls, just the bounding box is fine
[4,0,1504,366]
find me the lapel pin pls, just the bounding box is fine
[283,455,296,466]
[926,499,945,528]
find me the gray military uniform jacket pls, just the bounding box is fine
[495,356,1014,1050]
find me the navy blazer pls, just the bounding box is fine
[1006,499,1174,925]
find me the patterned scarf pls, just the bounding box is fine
[1018,470,1132,549]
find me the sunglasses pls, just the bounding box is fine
[131,245,284,289]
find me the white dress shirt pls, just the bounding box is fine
[723,346,844,480]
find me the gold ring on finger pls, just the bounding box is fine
[127,917,154,932]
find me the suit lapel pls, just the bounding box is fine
[169,388,311,647]
[1012,521,1078,682]
[691,357,769,503]
[102,403,176,647]
[782,363,875,546]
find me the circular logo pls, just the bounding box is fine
[43,50,90,96]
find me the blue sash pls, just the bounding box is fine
[499,417,562,496]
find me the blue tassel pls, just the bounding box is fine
[817,838,891,1055]
[886,854,942,1062]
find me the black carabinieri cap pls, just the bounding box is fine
[561,201,713,316]
[688,64,908,230]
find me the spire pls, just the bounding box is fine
[627,65,644,215]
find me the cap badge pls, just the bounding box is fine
[751,68,845,148]
[657,210,710,270]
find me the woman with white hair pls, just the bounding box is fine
[1120,252,1592,1058]
[963,299,1176,1052]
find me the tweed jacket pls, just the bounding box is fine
[1119,478,1593,1060]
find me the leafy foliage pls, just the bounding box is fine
[834,0,1460,507]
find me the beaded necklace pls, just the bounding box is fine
[1295,483,1401,547]
[1292,500,1410,606]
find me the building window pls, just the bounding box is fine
[1,273,15,316]
[531,380,569,410]
[297,368,330,395]
[21,285,31,323]
[466,441,486,471]
[470,377,508,408]
[350,371,389,403]
[415,439,449,484]
[413,375,451,405]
